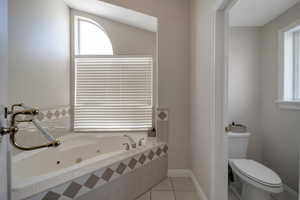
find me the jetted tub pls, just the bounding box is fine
[12,133,168,200]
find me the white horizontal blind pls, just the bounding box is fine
[74,57,153,131]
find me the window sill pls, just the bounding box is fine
[275,100,300,110]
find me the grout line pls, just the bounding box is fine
[229,190,239,200]
[270,195,277,200]
[169,177,175,191]
[169,177,177,200]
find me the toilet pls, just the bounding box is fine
[228,132,283,200]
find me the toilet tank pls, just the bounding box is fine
[228,132,251,159]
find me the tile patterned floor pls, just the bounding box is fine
[272,191,298,200]
[228,190,239,200]
[136,177,200,200]
[228,188,298,200]
[138,177,298,200]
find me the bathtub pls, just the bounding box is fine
[12,133,168,200]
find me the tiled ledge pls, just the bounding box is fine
[23,144,168,200]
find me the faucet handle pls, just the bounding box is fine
[9,103,39,116]
[8,103,23,114]
[138,138,145,146]
[123,143,130,150]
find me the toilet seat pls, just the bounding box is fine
[229,159,283,193]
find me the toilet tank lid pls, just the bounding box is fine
[228,132,251,138]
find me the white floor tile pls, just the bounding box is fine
[175,191,200,200]
[136,192,151,200]
[228,190,239,200]
[272,191,298,200]
[152,178,173,191]
[170,177,195,192]
[151,191,175,200]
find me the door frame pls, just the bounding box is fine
[0,0,8,104]
[210,0,238,199]
[0,0,10,199]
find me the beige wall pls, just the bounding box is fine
[8,0,70,108]
[98,0,191,170]
[260,3,300,192]
[229,27,263,162]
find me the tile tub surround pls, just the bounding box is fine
[136,177,200,200]
[16,142,168,200]
[76,156,168,200]
[16,106,71,123]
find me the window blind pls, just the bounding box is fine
[74,57,153,131]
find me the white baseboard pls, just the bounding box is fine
[167,169,190,177]
[168,169,208,200]
[168,170,299,200]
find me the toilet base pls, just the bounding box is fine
[242,182,272,200]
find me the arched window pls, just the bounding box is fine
[73,16,154,132]
[75,17,113,55]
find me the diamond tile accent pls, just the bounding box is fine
[158,112,167,120]
[139,154,146,164]
[163,145,168,153]
[116,163,127,175]
[46,111,53,119]
[37,112,45,121]
[55,110,60,118]
[63,182,82,198]
[128,158,138,169]
[157,109,169,121]
[16,106,71,123]
[27,144,168,200]
[84,174,100,189]
[62,109,66,116]
[101,168,114,182]
[42,191,61,200]
[148,150,155,160]
[156,148,162,156]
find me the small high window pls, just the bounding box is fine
[278,21,300,109]
[75,17,113,55]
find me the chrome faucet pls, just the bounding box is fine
[123,143,130,151]
[124,134,136,148]
[0,103,60,151]
[138,138,145,146]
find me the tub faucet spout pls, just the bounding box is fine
[124,134,136,148]
[4,103,61,151]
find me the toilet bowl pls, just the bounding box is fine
[228,132,283,200]
[229,159,283,200]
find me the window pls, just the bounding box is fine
[74,57,153,131]
[278,21,300,110]
[73,16,154,131]
[75,17,113,55]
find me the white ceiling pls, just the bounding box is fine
[63,0,158,32]
[230,0,300,27]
